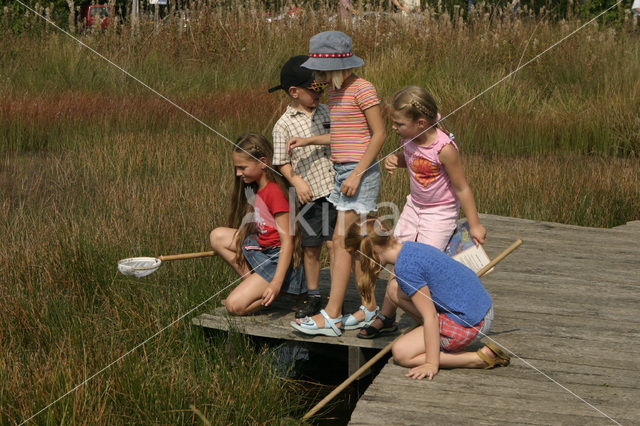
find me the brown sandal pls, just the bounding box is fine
[477,341,510,369]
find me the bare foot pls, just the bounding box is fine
[347,304,378,323]
[349,309,365,322]
[478,346,497,366]
[477,344,510,368]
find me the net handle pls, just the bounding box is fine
[158,251,215,261]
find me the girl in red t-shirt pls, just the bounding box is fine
[209,133,304,315]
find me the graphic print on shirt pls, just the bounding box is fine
[253,197,275,235]
[409,155,440,187]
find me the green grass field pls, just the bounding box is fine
[1,2,639,424]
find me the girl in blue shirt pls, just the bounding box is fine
[345,218,510,380]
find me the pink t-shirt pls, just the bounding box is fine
[402,128,458,206]
[327,76,380,163]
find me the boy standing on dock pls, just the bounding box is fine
[269,55,337,319]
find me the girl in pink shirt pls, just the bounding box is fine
[359,86,486,339]
[289,31,386,337]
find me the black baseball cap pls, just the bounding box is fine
[268,55,327,93]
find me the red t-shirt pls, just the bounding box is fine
[253,181,290,247]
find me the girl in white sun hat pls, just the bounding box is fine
[289,31,386,336]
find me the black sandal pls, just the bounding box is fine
[357,312,398,339]
[294,294,323,319]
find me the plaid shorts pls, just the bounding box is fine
[439,307,493,352]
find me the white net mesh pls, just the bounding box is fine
[117,257,162,278]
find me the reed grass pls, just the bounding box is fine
[1,2,639,424]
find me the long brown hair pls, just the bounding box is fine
[344,219,394,304]
[391,86,450,134]
[228,132,301,268]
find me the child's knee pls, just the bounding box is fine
[209,228,225,250]
[332,232,345,249]
[303,245,321,260]
[385,279,399,302]
[224,295,247,316]
[391,342,410,366]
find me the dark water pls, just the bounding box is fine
[202,328,390,424]
[261,338,391,425]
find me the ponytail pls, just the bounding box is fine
[345,219,394,304]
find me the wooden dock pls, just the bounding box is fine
[193,214,640,424]
[349,215,640,425]
[192,266,413,376]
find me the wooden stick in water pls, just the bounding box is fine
[302,239,523,421]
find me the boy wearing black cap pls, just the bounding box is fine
[270,55,337,319]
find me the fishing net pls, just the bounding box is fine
[117,257,162,278]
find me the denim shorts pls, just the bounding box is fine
[242,234,306,295]
[327,162,380,214]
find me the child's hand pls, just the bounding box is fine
[384,155,399,174]
[340,171,362,197]
[287,137,308,153]
[470,224,486,245]
[262,281,282,307]
[293,177,313,204]
[405,362,439,380]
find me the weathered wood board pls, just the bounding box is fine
[348,215,640,425]
[192,266,413,350]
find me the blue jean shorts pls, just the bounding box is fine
[327,162,380,214]
[241,234,306,295]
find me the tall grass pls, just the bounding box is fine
[3,1,640,155]
[1,2,639,424]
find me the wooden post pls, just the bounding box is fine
[154,2,158,30]
[130,0,138,37]
[348,346,371,379]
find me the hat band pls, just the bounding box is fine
[309,52,353,58]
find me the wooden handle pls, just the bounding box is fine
[302,239,523,421]
[158,251,215,261]
[476,239,522,277]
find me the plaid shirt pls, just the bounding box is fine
[272,104,334,200]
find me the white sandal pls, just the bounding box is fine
[342,305,379,330]
[290,309,343,337]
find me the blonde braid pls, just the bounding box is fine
[410,98,430,117]
[392,86,440,126]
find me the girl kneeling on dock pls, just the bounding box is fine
[209,132,305,315]
[344,219,510,380]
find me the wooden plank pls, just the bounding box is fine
[348,214,640,425]
[192,306,414,350]
[613,220,640,232]
[193,311,404,350]
[350,363,638,425]
[479,214,638,236]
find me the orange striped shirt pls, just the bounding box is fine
[327,75,380,163]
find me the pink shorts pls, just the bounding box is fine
[393,196,459,251]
